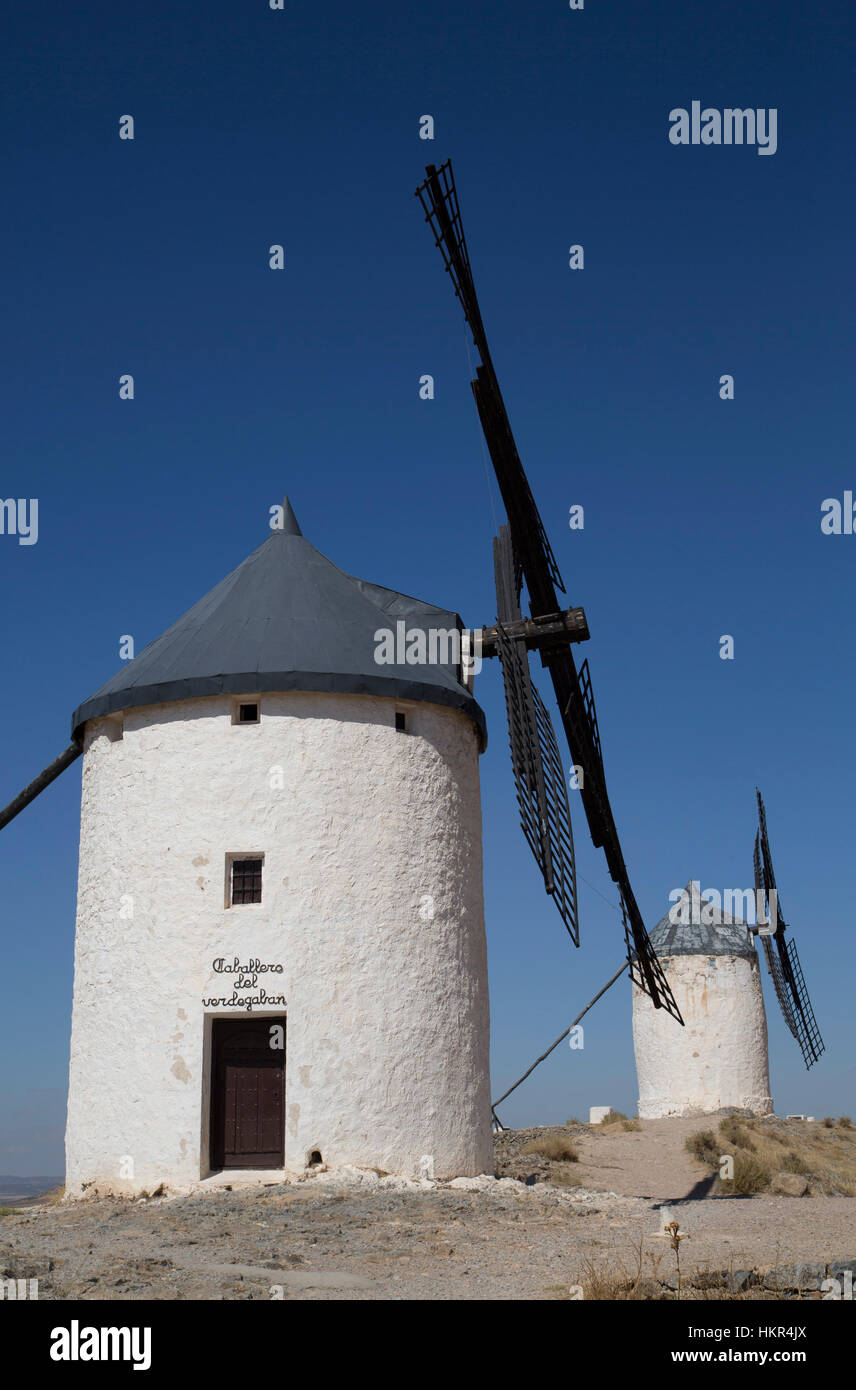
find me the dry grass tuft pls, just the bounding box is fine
[779,1151,810,1175]
[549,1169,584,1188]
[686,1130,720,1166]
[576,1256,630,1300]
[719,1115,757,1151]
[521,1134,579,1163]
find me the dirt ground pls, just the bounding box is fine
[2,1118,854,1300]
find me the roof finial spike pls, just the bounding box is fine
[281,496,302,536]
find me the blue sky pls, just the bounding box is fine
[1,0,853,1173]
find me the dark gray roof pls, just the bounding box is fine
[71,500,486,747]
[649,882,756,959]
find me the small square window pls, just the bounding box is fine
[232,699,260,725]
[229,856,263,905]
[395,712,407,732]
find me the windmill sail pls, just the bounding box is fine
[753,831,798,1036]
[494,528,578,943]
[416,160,564,595]
[417,159,682,1023]
[754,791,824,1069]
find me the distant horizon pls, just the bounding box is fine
[0,1175,65,1183]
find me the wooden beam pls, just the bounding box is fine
[0,740,82,832]
[478,607,590,659]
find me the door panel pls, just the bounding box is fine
[210,1017,285,1170]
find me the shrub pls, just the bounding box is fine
[719,1153,771,1195]
[622,1118,641,1132]
[600,1110,629,1124]
[839,1117,853,1129]
[521,1134,579,1162]
[823,1117,836,1128]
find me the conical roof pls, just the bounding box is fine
[71,501,486,746]
[648,881,756,958]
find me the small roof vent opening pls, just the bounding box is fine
[103,714,124,744]
[233,700,260,725]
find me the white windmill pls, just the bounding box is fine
[5,500,494,1191]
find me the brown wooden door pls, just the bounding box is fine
[210,1017,285,1169]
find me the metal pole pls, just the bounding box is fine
[491,960,628,1115]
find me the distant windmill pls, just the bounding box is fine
[633,791,824,1120]
[632,880,775,1119]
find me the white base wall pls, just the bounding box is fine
[65,690,492,1194]
[632,953,773,1119]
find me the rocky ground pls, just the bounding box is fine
[2,1117,854,1301]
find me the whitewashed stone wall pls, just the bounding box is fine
[65,690,492,1194]
[632,953,773,1118]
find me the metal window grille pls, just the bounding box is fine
[231,858,262,905]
